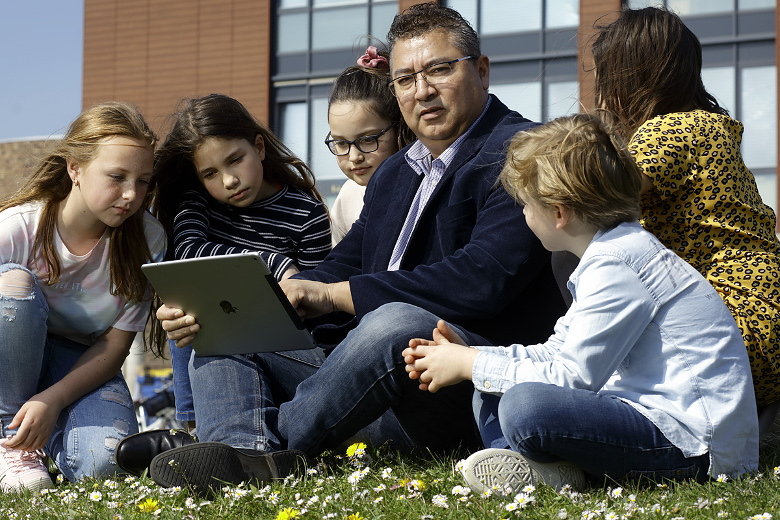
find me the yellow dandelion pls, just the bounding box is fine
[346,442,367,457]
[347,513,364,520]
[275,507,300,520]
[137,498,159,512]
[399,478,425,491]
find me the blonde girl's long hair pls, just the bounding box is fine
[0,101,157,303]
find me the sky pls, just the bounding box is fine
[0,0,84,141]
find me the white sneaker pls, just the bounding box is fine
[0,438,54,493]
[461,448,586,496]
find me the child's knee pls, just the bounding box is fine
[68,423,136,480]
[498,382,557,425]
[0,267,35,299]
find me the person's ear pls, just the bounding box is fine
[66,159,80,185]
[554,205,571,230]
[475,55,490,91]
[254,134,266,161]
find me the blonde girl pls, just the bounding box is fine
[0,102,166,491]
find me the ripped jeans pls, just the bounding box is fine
[0,264,137,480]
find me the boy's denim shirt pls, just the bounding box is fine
[472,221,758,477]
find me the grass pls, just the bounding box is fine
[3,444,780,520]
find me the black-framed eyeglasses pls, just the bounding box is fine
[324,124,394,156]
[388,56,476,97]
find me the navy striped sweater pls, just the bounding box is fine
[173,185,331,280]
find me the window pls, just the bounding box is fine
[626,0,777,211]
[273,0,398,207]
[631,0,775,13]
[740,0,775,10]
[667,0,733,15]
[448,0,580,32]
[445,0,580,122]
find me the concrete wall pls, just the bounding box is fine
[0,139,59,200]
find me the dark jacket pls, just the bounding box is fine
[301,95,566,346]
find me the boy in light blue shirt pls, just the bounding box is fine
[403,114,758,495]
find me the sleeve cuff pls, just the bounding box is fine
[472,350,509,395]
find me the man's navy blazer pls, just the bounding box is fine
[301,95,566,346]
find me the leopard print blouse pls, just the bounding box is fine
[631,110,780,406]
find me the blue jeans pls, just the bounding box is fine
[475,382,710,483]
[0,264,138,480]
[170,341,195,422]
[189,302,484,456]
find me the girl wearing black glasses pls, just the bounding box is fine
[326,46,415,246]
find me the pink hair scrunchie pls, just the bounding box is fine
[357,46,389,69]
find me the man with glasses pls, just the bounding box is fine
[146,3,566,492]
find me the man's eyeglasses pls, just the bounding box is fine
[325,124,394,156]
[388,56,476,97]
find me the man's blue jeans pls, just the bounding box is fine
[475,382,710,482]
[189,302,484,455]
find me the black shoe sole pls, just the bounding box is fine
[149,442,307,495]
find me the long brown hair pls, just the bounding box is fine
[592,7,728,139]
[153,94,323,235]
[0,101,157,302]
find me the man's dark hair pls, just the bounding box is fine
[387,2,480,58]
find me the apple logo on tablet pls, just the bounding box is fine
[219,300,238,314]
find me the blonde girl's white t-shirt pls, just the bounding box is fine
[330,179,367,246]
[0,202,167,346]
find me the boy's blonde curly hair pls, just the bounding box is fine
[500,113,643,230]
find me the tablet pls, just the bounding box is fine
[142,253,315,356]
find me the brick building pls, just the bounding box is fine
[0,139,58,199]
[2,1,777,210]
[76,0,779,214]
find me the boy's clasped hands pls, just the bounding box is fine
[403,321,479,393]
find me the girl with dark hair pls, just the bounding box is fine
[154,94,330,281]
[0,102,165,491]
[146,94,330,438]
[326,46,414,245]
[593,7,780,414]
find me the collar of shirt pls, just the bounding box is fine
[404,96,492,179]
